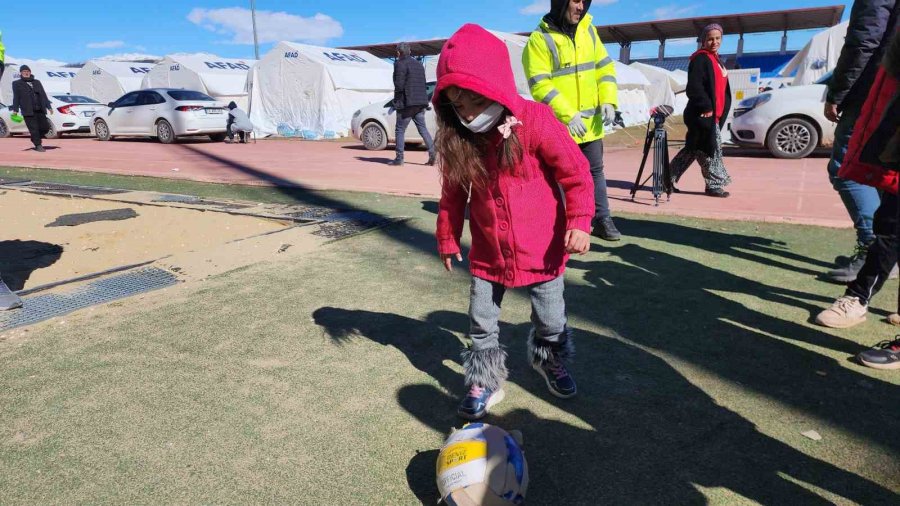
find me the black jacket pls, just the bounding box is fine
[683,53,732,157]
[393,56,429,110]
[12,79,51,117]
[828,0,899,110]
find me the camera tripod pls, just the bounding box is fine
[630,106,674,206]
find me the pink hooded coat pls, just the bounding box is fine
[434,24,595,288]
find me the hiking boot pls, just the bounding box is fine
[425,153,437,166]
[591,216,621,241]
[387,157,404,166]
[458,385,505,420]
[532,359,577,399]
[815,295,867,329]
[827,243,869,283]
[34,146,45,152]
[856,336,900,370]
[705,187,730,198]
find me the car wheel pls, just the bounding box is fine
[94,119,112,141]
[45,122,59,139]
[157,119,176,144]
[209,133,227,142]
[766,117,819,159]
[0,118,10,138]
[361,122,388,150]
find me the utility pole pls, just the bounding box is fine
[250,0,260,60]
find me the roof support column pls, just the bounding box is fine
[658,39,666,62]
[619,42,631,64]
[737,34,745,58]
[780,30,788,54]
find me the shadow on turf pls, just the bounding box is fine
[314,307,898,505]
[0,240,63,291]
[180,143,899,502]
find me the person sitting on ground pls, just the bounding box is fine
[225,101,253,144]
[434,24,594,420]
[669,23,732,198]
[10,65,53,152]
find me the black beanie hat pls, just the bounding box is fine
[19,65,31,72]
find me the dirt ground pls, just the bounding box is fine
[0,189,290,290]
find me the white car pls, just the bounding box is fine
[351,83,437,150]
[90,88,228,144]
[0,94,104,139]
[730,73,835,159]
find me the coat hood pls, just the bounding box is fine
[543,0,592,34]
[432,24,525,117]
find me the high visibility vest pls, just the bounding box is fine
[523,13,618,143]
[0,31,5,63]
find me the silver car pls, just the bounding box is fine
[351,83,437,150]
[90,88,229,144]
[0,94,104,139]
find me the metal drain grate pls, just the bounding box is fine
[284,206,338,221]
[20,182,128,196]
[312,212,396,239]
[0,267,179,332]
[0,178,32,186]
[152,194,251,210]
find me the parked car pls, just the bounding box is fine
[351,82,437,150]
[0,94,104,139]
[90,89,228,143]
[730,73,835,159]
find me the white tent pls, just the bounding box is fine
[629,62,688,115]
[613,61,652,127]
[248,42,394,138]
[141,55,256,107]
[72,60,153,103]
[1,64,77,105]
[424,31,531,97]
[780,21,848,86]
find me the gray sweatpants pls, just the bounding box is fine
[463,275,573,390]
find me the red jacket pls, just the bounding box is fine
[838,65,900,194]
[434,24,595,288]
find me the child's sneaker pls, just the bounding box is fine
[457,385,505,420]
[532,360,577,399]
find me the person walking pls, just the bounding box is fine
[10,65,52,152]
[669,24,733,198]
[523,0,622,241]
[823,0,899,282]
[434,24,594,419]
[225,101,253,144]
[389,42,435,166]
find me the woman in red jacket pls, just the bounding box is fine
[434,24,595,420]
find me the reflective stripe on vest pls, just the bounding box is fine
[552,62,595,78]
[542,89,560,105]
[540,28,561,71]
[528,73,551,87]
[596,56,613,69]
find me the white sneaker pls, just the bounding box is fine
[815,296,867,329]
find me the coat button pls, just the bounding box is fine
[505,271,514,280]
[499,222,509,231]
[503,249,512,258]
[495,198,504,207]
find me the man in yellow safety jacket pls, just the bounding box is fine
[0,30,6,82]
[523,0,621,240]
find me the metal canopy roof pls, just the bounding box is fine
[342,5,845,58]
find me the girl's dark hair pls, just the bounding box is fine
[435,92,523,189]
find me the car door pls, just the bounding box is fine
[133,91,165,135]
[107,91,140,133]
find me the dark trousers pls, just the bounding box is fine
[24,112,51,148]
[395,107,434,158]
[846,192,898,305]
[579,139,611,220]
[227,124,246,142]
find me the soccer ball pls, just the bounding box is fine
[436,423,528,506]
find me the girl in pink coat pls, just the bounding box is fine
[434,24,595,419]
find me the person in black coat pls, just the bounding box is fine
[10,65,53,152]
[389,42,435,166]
[670,24,732,198]
[823,0,898,280]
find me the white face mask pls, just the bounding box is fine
[456,102,505,134]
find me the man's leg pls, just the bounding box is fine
[227,123,235,141]
[412,109,435,163]
[37,113,50,137]
[580,139,621,240]
[23,115,42,148]
[391,113,412,165]
[827,103,880,248]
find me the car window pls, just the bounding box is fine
[426,82,436,101]
[54,95,100,104]
[138,91,166,106]
[167,90,214,101]
[115,92,140,107]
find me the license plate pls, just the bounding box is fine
[206,108,223,115]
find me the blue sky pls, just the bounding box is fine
[1,0,852,64]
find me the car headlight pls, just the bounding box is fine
[737,93,772,110]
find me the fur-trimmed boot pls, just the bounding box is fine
[528,328,577,399]
[458,346,508,420]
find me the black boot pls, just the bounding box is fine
[426,153,436,166]
[388,156,404,166]
[705,187,730,198]
[591,216,622,241]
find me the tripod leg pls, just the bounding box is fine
[631,123,654,199]
[661,130,673,200]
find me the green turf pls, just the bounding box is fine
[1,167,898,504]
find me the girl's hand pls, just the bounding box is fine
[564,230,591,255]
[441,252,463,271]
[700,111,713,118]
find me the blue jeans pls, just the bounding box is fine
[395,107,434,158]
[827,102,880,244]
